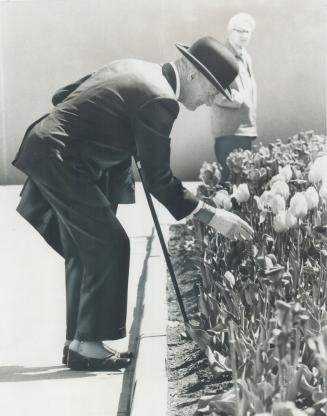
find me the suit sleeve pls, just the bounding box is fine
[51,73,93,105]
[132,97,199,220]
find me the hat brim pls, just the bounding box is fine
[175,42,233,102]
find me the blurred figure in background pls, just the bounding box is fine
[211,12,257,183]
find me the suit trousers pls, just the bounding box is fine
[33,176,130,342]
[214,135,255,183]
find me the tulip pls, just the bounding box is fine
[254,196,263,210]
[271,180,290,200]
[304,186,319,210]
[285,209,297,228]
[213,190,232,211]
[253,153,263,168]
[270,174,286,187]
[248,168,261,183]
[224,271,235,287]
[319,184,327,203]
[289,192,308,218]
[233,183,250,203]
[270,194,286,214]
[260,167,267,178]
[227,151,246,174]
[308,155,327,183]
[273,211,289,233]
[199,162,221,187]
[278,165,293,183]
[255,190,274,211]
[258,144,270,158]
[260,190,274,207]
[293,167,302,179]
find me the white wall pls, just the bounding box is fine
[0,0,326,184]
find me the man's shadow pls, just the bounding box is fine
[0,365,120,382]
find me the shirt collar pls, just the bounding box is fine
[170,61,180,99]
[227,40,245,60]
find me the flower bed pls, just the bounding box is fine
[167,131,327,415]
[167,223,234,416]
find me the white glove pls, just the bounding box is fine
[193,202,254,240]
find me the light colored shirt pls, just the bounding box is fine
[210,41,257,138]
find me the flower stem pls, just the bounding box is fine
[297,219,300,267]
[321,244,327,311]
[318,247,323,307]
[293,327,301,367]
[228,321,239,416]
[294,219,301,296]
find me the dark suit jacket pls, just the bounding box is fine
[13,59,199,255]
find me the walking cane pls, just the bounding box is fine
[134,158,189,325]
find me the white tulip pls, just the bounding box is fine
[304,186,319,210]
[270,194,286,214]
[213,190,232,211]
[224,271,235,287]
[285,209,297,228]
[270,174,286,187]
[289,192,308,218]
[319,184,327,203]
[308,155,327,183]
[233,183,250,203]
[273,211,289,233]
[271,180,290,200]
[260,191,275,207]
[279,165,293,183]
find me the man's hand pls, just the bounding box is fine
[208,208,254,240]
[193,203,254,240]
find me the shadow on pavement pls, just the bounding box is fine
[0,365,97,382]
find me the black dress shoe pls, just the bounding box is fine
[62,345,69,365]
[67,349,132,371]
[62,344,133,365]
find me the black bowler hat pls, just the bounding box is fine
[175,36,239,101]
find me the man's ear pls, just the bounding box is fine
[187,70,198,82]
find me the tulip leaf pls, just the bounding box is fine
[186,323,212,352]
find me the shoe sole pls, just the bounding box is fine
[62,345,133,365]
[67,349,132,371]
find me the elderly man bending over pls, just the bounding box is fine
[13,36,254,371]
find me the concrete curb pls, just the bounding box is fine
[116,229,155,415]
[129,227,171,416]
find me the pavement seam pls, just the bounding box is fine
[138,333,166,339]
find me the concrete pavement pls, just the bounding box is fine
[0,182,198,416]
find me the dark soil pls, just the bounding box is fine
[166,223,232,416]
[165,224,314,416]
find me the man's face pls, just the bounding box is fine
[182,71,218,111]
[228,21,253,49]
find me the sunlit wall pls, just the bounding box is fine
[0,0,325,184]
